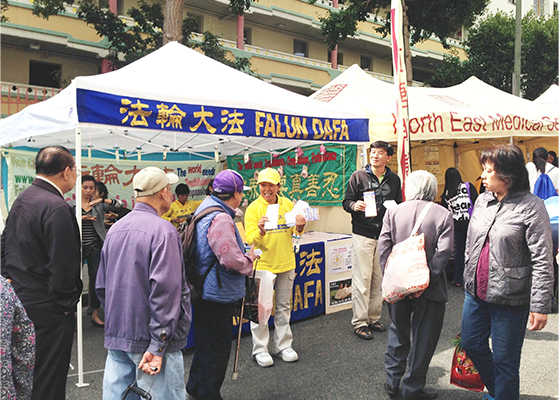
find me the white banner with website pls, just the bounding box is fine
[2,149,221,210]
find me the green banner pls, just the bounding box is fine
[227,144,356,206]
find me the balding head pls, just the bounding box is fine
[36,146,75,176]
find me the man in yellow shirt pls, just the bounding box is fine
[244,167,306,368]
[161,184,198,229]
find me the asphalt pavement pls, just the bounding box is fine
[65,284,559,400]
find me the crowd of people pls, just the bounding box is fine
[0,142,556,400]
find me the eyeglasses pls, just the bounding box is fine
[71,167,81,176]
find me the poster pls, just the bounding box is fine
[327,243,352,274]
[329,278,352,307]
[227,143,356,206]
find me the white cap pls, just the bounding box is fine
[133,167,179,197]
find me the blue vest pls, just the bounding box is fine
[194,195,246,303]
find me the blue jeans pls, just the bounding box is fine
[103,350,186,400]
[461,293,529,400]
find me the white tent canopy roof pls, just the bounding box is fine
[311,64,559,142]
[1,42,368,157]
[534,84,559,109]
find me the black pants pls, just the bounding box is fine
[83,244,101,310]
[187,299,237,400]
[26,305,76,400]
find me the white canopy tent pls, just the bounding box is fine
[311,64,559,142]
[1,42,368,156]
[0,42,369,387]
[535,84,559,109]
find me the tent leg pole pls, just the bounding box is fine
[75,126,89,388]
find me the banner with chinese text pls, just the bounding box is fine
[391,0,411,191]
[2,149,220,209]
[76,89,369,143]
[227,144,357,206]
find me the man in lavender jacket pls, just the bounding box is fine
[96,167,191,400]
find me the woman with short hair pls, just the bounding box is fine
[461,144,554,400]
[378,170,454,400]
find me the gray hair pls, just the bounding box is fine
[405,170,438,201]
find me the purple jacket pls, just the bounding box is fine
[96,202,191,355]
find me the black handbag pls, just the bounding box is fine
[243,265,259,324]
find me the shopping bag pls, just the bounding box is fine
[254,270,276,325]
[243,272,259,324]
[450,335,484,392]
[381,233,430,303]
[381,203,432,303]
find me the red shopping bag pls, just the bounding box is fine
[450,335,484,392]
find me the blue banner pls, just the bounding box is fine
[76,89,369,143]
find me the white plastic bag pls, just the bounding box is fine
[254,270,276,325]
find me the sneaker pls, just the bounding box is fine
[354,326,373,340]
[482,395,495,400]
[277,347,299,362]
[254,352,274,367]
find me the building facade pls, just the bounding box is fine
[1,0,468,117]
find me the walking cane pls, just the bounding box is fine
[232,296,245,380]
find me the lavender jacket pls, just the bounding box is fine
[96,202,191,356]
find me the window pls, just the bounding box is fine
[29,61,61,88]
[554,2,558,14]
[534,0,543,15]
[244,28,252,45]
[293,39,308,57]
[98,0,124,15]
[360,55,372,71]
[186,14,203,34]
[328,51,344,65]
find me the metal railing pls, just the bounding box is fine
[1,83,61,117]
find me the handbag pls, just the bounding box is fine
[381,202,432,303]
[243,266,259,324]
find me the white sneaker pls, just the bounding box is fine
[254,352,274,367]
[277,347,299,362]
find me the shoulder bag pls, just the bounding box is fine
[382,202,432,303]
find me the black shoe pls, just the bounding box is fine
[354,326,373,340]
[400,388,438,400]
[384,383,399,398]
[91,319,105,328]
[368,321,387,332]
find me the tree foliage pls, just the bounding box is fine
[314,1,488,50]
[312,0,487,82]
[428,11,559,100]
[6,0,253,73]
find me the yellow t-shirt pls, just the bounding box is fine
[161,200,199,228]
[244,195,300,274]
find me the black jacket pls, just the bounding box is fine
[343,165,402,239]
[1,178,82,312]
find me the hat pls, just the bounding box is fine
[257,168,281,185]
[212,170,251,194]
[133,167,179,197]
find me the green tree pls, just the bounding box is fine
[5,0,253,72]
[311,0,488,84]
[428,11,559,100]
